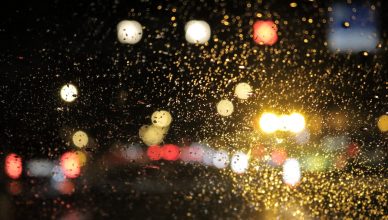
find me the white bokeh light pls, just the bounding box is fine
[216,99,234,117]
[282,158,301,186]
[231,152,249,174]
[185,20,211,44]
[234,82,252,100]
[212,150,229,169]
[117,20,143,44]
[259,113,279,133]
[60,84,78,102]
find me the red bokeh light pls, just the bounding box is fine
[347,143,360,158]
[253,20,278,45]
[5,153,23,179]
[251,144,266,160]
[60,152,81,179]
[161,144,180,161]
[147,145,162,161]
[271,149,287,165]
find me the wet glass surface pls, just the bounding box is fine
[0,0,387,219]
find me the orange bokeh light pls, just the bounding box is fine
[5,153,23,179]
[253,20,278,45]
[60,152,81,178]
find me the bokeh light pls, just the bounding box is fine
[231,152,249,174]
[151,110,172,127]
[60,84,78,102]
[161,144,180,161]
[184,20,211,44]
[147,145,162,161]
[139,125,167,146]
[72,130,89,148]
[259,112,279,133]
[60,152,81,179]
[216,99,234,117]
[116,20,143,44]
[234,82,252,100]
[377,114,388,132]
[287,113,306,133]
[253,20,278,45]
[5,153,23,179]
[282,158,301,186]
[212,150,229,169]
[271,149,287,166]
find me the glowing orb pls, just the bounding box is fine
[60,152,81,179]
[123,144,143,161]
[60,84,78,102]
[288,113,306,133]
[231,152,249,174]
[185,20,211,44]
[202,146,215,166]
[251,144,266,160]
[259,112,279,133]
[282,158,301,186]
[234,82,252,100]
[75,151,87,167]
[216,99,234,116]
[117,20,143,44]
[151,110,172,127]
[253,20,278,45]
[212,150,229,169]
[271,149,287,166]
[377,115,388,132]
[189,144,205,162]
[147,145,162,161]
[72,130,88,148]
[139,125,167,146]
[161,144,180,161]
[5,153,22,179]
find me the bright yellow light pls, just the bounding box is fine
[259,113,279,133]
[287,113,306,133]
[72,130,89,148]
[377,115,388,132]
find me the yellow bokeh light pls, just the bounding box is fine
[259,113,279,133]
[377,115,388,132]
[72,130,89,148]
